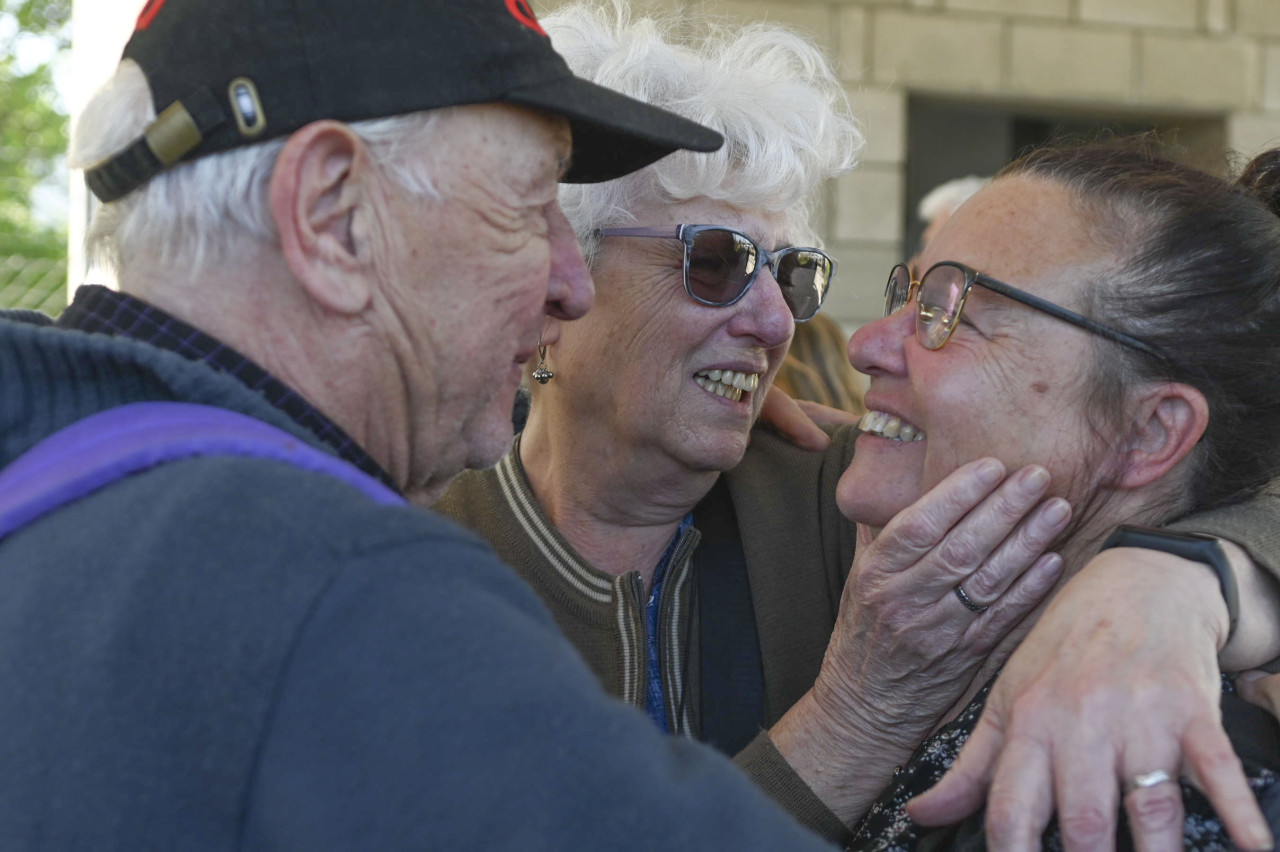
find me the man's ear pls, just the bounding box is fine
[1114,382,1210,490]
[269,120,372,315]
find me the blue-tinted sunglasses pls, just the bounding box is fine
[595,224,835,321]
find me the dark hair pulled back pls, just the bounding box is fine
[999,140,1280,511]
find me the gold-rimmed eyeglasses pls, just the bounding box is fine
[885,261,1163,359]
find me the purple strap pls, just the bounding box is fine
[0,402,404,542]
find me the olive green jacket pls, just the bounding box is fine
[436,425,860,842]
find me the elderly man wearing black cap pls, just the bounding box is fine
[0,0,850,848]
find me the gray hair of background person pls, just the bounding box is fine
[917,174,990,227]
[69,61,445,281]
[546,0,863,261]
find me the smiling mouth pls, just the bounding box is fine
[694,369,761,403]
[859,409,926,442]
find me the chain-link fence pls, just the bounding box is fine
[0,254,68,314]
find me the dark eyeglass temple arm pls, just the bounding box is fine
[974,274,1165,360]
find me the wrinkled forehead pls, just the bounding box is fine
[433,103,572,199]
[923,174,1116,301]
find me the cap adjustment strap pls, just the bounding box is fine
[147,101,202,166]
[85,87,228,203]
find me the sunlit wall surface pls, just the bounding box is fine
[536,0,1280,331]
[66,0,1280,331]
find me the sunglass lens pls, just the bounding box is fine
[687,229,755,305]
[776,250,833,321]
[885,265,912,317]
[917,264,965,349]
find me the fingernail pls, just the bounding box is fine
[978,460,1003,485]
[1237,671,1268,684]
[1019,466,1050,495]
[1041,498,1070,527]
[1251,824,1274,850]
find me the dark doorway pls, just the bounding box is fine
[904,97,1227,256]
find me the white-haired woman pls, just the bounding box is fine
[437,3,1280,846]
[436,2,1083,838]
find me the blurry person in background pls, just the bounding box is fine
[917,174,989,252]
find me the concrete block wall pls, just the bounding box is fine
[534,0,1280,330]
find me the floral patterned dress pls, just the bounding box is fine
[850,677,1280,852]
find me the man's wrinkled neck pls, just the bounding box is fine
[120,253,420,496]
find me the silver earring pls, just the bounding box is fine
[533,345,554,384]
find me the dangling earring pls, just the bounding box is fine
[533,345,554,384]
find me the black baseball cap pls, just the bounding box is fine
[85,0,724,203]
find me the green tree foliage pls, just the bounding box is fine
[0,0,70,310]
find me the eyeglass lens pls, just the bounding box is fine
[884,265,912,316]
[918,265,967,349]
[884,263,968,350]
[688,228,832,321]
[687,229,756,305]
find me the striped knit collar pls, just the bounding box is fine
[494,434,614,605]
[495,435,700,720]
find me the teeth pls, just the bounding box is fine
[694,369,761,403]
[859,409,925,442]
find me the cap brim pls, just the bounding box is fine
[507,75,723,184]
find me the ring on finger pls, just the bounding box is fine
[1123,769,1176,795]
[953,582,989,613]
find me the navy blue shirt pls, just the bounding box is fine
[644,514,693,732]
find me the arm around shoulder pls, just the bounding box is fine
[734,730,851,845]
[1170,491,1280,667]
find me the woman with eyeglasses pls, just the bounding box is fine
[435,3,1280,848]
[842,143,1280,849]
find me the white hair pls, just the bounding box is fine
[917,174,989,224]
[70,60,448,281]
[543,1,863,261]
